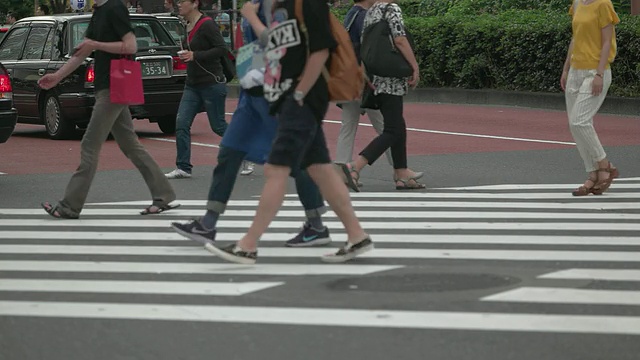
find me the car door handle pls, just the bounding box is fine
[38,69,46,76]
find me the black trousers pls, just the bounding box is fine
[359,93,407,169]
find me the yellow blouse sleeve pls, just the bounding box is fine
[598,1,620,28]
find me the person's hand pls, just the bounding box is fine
[408,68,420,89]
[179,50,194,62]
[560,69,568,91]
[241,2,260,18]
[591,74,603,96]
[38,73,61,90]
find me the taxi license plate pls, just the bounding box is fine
[141,61,169,78]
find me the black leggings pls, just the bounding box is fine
[359,93,407,169]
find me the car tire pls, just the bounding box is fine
[155,115,176,134]
[43,93,75,140]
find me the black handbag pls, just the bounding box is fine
[360,4,414,78]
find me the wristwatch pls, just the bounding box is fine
[595,73,603,78]
[293,90,305,102]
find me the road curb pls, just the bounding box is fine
[225,85,640,117]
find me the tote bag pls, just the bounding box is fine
[110,54,144,105]
[360,4,414,78]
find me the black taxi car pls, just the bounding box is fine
[0,62,17,143]
[0,13,186,140]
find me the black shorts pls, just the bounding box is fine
[267,96,331,174]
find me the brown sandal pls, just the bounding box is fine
[572,172,598,196]
[592,162,619,195]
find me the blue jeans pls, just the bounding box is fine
[175,83,228,173]
[206,91,326,217]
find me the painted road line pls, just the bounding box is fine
[86,200,640,210]
[4,208,640,220]
[3,232,640,246]
[2,301,640,335]
[539,269,640,282]
[442,182,640,191]
[0,172,6,175]
[3,219,640,231]
[0,279,283,296]
[0,261,402,276]
[481,287,640,306]
[146,137,220,149]
[283,192,640,199]
[1,246,640,262]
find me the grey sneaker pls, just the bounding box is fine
[240,161,255,176]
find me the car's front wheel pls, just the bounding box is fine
[43,94,75,140]
[154,115,176,134]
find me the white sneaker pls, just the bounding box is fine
[165,169,192,179]
[240,161,255,176]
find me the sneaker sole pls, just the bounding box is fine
[320,243,374,263]
[285,237,332,247]
[204,243,257,265]
[171,225,214,246]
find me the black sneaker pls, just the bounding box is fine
[321,237,374,263]
[171,219,217,245]
[205,243,258,265]
[285,223,332,247]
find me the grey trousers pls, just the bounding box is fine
[565,68,612,173]
[335,100,393,165]
[58,90,175,216]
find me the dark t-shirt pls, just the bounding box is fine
[263,0,337,120]
[84,0,134,91]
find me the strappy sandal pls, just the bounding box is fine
[571,172,598,196]
[395,178,426,190]
[140,203,181,215]
[592,162,619,195]
[41,202,79,219]
[338,162,361,192]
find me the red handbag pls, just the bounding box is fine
[110,48,144,105]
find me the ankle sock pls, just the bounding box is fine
[201,210,220,230]
[306,216,325,231]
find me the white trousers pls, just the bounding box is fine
[335,101,393,165]
[565,68,612,173]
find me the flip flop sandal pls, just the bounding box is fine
[338,162,361,192]
[395,178,426,190]
[41,202,79,219]
[140,203,181,215]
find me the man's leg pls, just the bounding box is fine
[44,90,127,218]
[284,170,332,247]
[110,105,176,211]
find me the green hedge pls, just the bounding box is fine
[406,10,640,97]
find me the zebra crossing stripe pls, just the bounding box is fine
[481,287,640,306]
[539,269,640,282]
[2,219,640,231]
[4,208,640,220]
[283,192,640,199]
[0,261,402,275]
[83,200,640,210]
[0,279,283,296]
[1,246,640,262]
[3,231,640,245]
[1,301,640,335]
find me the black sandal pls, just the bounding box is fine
[339,162,361,192]
[140,203,181,215]
[41,202,79,219]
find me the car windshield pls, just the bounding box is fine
[71,19,175,50]
[159,19,185,45]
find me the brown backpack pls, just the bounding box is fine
[294,0,364,102]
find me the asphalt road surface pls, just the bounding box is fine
[1,100,639,360]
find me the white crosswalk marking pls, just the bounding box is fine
[1,178,639,335]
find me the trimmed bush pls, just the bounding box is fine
[405,10,640,97]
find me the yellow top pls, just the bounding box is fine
[569,0,620,69]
